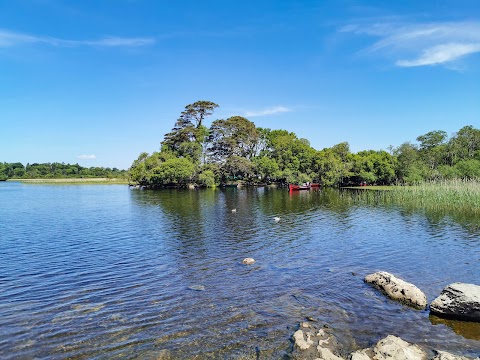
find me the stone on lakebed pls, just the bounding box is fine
[242,258,255,265]
[364,271,427,310]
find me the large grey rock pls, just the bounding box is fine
[365,272,427,310]
[292,322,344,360]
[432,350,473,360]
[350,348,374,360]
[430,283,480,322]
[349,335,427,360]
[373,335,427,360]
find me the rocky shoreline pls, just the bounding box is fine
[363,272,480,322]
[290,272,479,360]
[292,321,479,360]
[152,270,480,359]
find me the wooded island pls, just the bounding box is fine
[128,101,480,188]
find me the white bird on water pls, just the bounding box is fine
[232,208,237,213]
[274,217,281,222]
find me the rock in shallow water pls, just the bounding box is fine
[290,324,478,360]
[430,283,480,322]
[187,285,205,291]
[364,271,427,310]
[291,322,344,360]
[242,258,255,265]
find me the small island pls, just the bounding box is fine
[128,101,480,191]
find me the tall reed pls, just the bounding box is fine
[341,179,480,216]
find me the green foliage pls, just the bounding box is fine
[200,163,221,183]
[415,129,449,171]
[351,150,396,185]
[208,116,259,161]
[178,142,202,163]
[313,147,352,186]
[129,100,480,188]
[448,126,480,163]
[197,170,216,187]
[0,162,126,180]
[252,156,280,182]
[162,101,219,158]
[263,129,316,182]
[223,156,256,180]
[454,159,480,179]
[181,101,219,128]
[150,158,195,186]
[285,171,310,185]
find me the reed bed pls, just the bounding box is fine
[341,179,480,216]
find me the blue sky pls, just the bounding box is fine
[1,0,479,169]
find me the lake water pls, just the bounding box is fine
[0,182,479,359]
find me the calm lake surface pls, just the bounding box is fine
[0,182,479,359]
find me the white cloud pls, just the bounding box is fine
[341,21,480,69]
[77,154,96,160]
[84,37,155,47]
[396,43,480,67]
[0,29,155,48]
[245,106,291,117]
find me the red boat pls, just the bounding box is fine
[289,184,310,191]
[288,183,321,191]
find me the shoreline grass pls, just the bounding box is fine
[342,185,395,190]
[341,179,480,215]
[8,178,129,185]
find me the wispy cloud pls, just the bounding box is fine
[341,21,480,68]
[245,106,291,117]
[0,29,155,48]
[77,154,96,160]
[396,43,480,67]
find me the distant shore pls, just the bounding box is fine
[8,178,129,184]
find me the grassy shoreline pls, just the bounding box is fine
[8,178,129,184]
[341,180,480,215]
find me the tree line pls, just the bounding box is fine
[129,101,480,188]
[0,162,127,181]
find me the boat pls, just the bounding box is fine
[288,184,310,191]
[288,183,321,191]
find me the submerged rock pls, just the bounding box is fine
[187,285,205,291]
[289,324,478,360]
[430,283,480,322]
[364,271,427,310]
[291,322,344,360]
[135,349,172,360]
